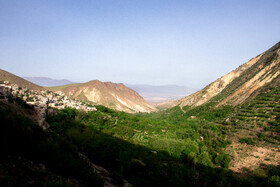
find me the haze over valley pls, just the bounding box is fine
[24,77,76,87]
[1,0,280,186]
[23,76,196,104]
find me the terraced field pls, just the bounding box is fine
[222,88,280,174]
[226,88,280,144]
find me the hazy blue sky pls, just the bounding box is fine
[0,0,279,89]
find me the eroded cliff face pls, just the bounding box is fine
[179,42,280,108]
[179,54,264,107]
[217,50,280,107]
[51,80,156,113]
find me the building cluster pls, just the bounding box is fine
[0,80,97,113]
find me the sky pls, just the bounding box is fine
[0,0,280,89]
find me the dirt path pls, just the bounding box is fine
[179,105,186,113]
[226,143,280,174]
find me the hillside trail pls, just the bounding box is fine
[179,105,186,113]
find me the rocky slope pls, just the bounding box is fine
[0,69,43,90]
[50,80,156,113]
[179,42,280,108]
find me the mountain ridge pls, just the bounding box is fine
[179,41,280,108]
[1,42,280,186]
[23,76,76,87]
[21,76,196,103]
[50,80,156,113]
[0,69,43,90]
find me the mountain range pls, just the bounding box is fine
[1,42,279,113]
[23,77,76,87]
[125,84,196,103]
[22,76,195,103]
[1,42,280,186]
[0,71,156,113]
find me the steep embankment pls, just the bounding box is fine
[179,42,280,108]
[0,69,43,90]
[50,80,156,113]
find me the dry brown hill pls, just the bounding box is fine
[0,69,43,90]
[179,42,280,108]
[50,80,156,113]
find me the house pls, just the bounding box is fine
[26,101,35,105]
[48,103,57,107]
[12,84,19,91]
[5,84,12,89]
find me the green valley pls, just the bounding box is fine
[1,41,280,186]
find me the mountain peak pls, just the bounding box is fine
[50,80,156,113]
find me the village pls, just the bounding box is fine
[0,80,97,115]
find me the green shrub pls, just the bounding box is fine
[240,138,255,145]
[214,154,231,168]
